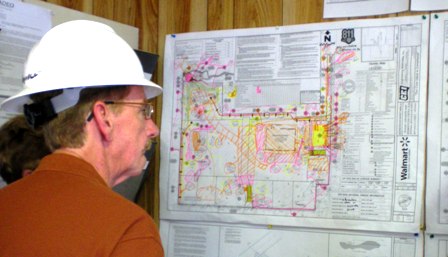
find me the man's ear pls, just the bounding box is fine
[90,101,113,141]
[22,169,33,177]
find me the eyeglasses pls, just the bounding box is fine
[104,100,154,120]
[86,100,155,122]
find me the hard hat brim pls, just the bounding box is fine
[0,80,163,114]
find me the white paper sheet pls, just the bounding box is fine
[323,0,409,18]
[0,0,51,125]
[426,12,448,234]
[411,0,448,11]
[160,220,424,257]
[424,234,448,257]
[160,15,429,233]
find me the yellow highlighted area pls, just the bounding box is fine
[311,149,326,156]
[228,88,237,98]
[245,185,253,203]
[312,124,327,146]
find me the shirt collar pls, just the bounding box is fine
[35,153,108,187]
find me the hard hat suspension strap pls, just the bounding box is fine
[24,99,57,129]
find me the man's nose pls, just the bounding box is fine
[146,119,160,138]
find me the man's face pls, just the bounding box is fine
[110,86,159,186]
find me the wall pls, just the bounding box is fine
[36,0,430,225]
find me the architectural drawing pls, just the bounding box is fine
[160,220,422,257]
[161,15,428,233]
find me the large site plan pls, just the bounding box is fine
[160,15,428,233]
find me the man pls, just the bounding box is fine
[0,115,51,185]
[0,20,164,256]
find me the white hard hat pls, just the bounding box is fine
[0,20,162,115]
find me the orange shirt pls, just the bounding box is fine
[0,153,163,257]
